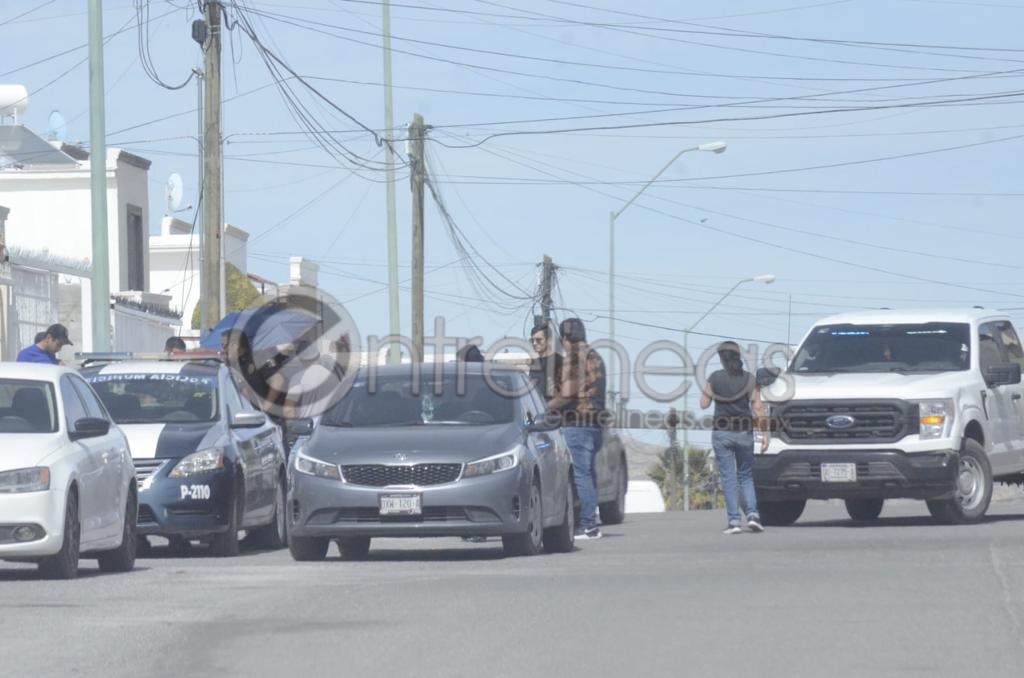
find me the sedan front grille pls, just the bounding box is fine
[133,459,166,488]
[340,463,462,487]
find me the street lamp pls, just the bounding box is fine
[608,141,728,417]
[681,273,775,511]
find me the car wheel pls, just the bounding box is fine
[337,537,371,560]
[502,478,544,557]
[97,488,138,573]
[927,439,992,524]
[250,473,287,550]
[210,480,241,557]
[845,498,884,522]
[39,489,80,580]
[759,499,806,526]
[598,461,627,525]
[543,482,575,554]
[289,535,329,562]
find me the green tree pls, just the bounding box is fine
[191,263,262,330]
[648,446,722,511]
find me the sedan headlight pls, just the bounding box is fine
[0,467,50,493]
[912,399,955,440]
[294,452,342,480]
[169,448,225,478]
[463,448,519,478]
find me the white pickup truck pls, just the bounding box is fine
[755,308,1024,525]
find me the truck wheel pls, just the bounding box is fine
[927,439,992,524]
[845,498,884,522]
[759,499,805,526]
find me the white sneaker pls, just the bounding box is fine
[723,526,742,535]
[747,517,764,533]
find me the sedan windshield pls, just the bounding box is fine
[85,373,219,424]
[0,379,58,433]
[322,373,518,427]
[792,322,971,374]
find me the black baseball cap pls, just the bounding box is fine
[46,323,73,346]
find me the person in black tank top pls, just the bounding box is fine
[700,341,770,534]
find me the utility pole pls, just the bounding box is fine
[87,0,111,351]
[409,113,426,363]
[382,0,401,363]
[201,1,223,336]
[666,408,680,510]
[540,255,554,325]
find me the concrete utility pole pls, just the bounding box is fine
[540,255,554,325]
[382,0,401,363]
[409,113,426,363]
[87,0,111,351]
[201,0,223,336]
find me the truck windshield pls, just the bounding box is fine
[792,322,971,373]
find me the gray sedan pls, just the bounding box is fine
[286,364,575,559]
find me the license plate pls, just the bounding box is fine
[379,493,422,516]
[821,463,857,482]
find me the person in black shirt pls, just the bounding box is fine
[700,341,769,535]
[528,323,562,401]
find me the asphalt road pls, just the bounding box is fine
[4,499,1024,678]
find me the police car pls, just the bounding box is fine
[79,355,288,556]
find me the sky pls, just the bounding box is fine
[4,0,1024,445]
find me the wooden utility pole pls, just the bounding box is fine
[201,0,223,335]
[540,255,554,325]
[409,113,426,362]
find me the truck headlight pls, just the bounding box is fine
[169,448,225,478]
[0,467,50,493]
[464,448,519,478]
[294,452,342,480]
[912,399,955,440]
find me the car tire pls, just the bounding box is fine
[337,537,371,560]
[927,439,992,525]
[543,482,575,554]
[502,478,544,557]
[289,535,329,562]
[97,488,138,573]
[845,498,884,522]
[598,460,627,525]
[39,489,80,580]
[759,499,806,526]
[210,480,241,557]
[250,473,287,550]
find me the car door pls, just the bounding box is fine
[991,321,1024,469]
[521,382,561,523]
[70,375,129,539]
[221,372,272,521]
[977,322,1015,474]
[59,375,106,544]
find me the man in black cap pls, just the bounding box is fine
[18,323,73,364]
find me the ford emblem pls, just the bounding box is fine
[825,415,856,430]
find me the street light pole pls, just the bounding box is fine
[609,142,727,416]
[682,273,775,511]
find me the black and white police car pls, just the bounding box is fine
[79,354,288,556]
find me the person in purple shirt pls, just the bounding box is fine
[17,323,73,364]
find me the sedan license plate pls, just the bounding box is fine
[379,493,422,516]
[821,463,857,482]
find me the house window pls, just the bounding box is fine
[126,205,145,291]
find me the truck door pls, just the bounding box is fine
[991,322,1024,470]
[978,322,1016,474]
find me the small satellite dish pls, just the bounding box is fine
[46,110,67,142]
[165,173,185,213]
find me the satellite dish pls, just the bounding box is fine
[46,110,67,142]
[165,173,185,213]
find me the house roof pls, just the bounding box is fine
[0,125,77,168]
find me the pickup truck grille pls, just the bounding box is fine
[775,400,918,444]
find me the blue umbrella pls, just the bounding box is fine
[200,307,320,351]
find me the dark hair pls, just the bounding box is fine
[34,331,46,344]
[164,336,187,352]
[224,328,250,351]
[530,324,551,339]
[457,344,484,362]
[559,317,587,343]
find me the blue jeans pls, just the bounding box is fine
[564,426,601,530]
[712,430,759,527]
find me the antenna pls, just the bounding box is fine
[46,110,67,142]
[165,173,185,214]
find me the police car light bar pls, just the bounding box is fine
[74,350,224,366]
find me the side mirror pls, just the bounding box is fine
[230,411,267,429]
[287,418,315,436]
[756,367,780,387]
[526,411,561,433]
[984,362,1022,387]
[71,417,110,440]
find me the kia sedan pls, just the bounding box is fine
[287,364,575,560]
[0,364,137,579]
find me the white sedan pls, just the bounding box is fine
[0,364,137,578]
